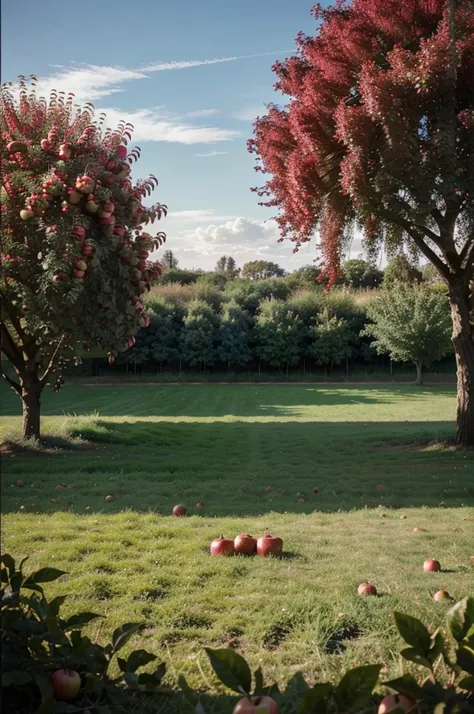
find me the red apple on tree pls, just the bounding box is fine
[172,504,187,517]
[423,559,441,573]
[378,694,416,714]
[256,535,283,557]
[49,669,81,701]
[233,695,280,713]
[210,536,235,556]
[234,534,257,555]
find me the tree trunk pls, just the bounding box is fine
[21,376,42,441]
[415,360,423,386]
[448,280,474,446]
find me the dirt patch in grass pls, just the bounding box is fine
[323,624,362,654]
[262,621,293,650]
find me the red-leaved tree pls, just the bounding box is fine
[0,77,167,440]
[249,0,474,445]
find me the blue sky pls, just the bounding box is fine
[3,0,344,271]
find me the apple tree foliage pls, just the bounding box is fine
[0,77,167,439]
[250,0,474,444]
[362,283,452,384]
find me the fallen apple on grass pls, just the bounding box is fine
[358,582,378,597]
[377,694,416,714]
[210,536,235,557]
[172,504,187,517]
[195,501,205,510]
[233,695,280,714]
[423,559,441,573]
[434,589,453,601]
[256,535,283,558]
[105,495,115,503]
[313,487,320,494]
[49,669,81,701]
[234,534,257,555]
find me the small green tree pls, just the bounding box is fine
[225,256,239,278]
[148,300,182,371]
[180,300,218,372]
[383,255,422,287]
[217,300,252,372]
[311,309,353,372]
[215,255,227,272]
[161,249,179,270]
[158,269,198,285]
[341,259,383,289]
[254,299,303,374]
[241,260,286,281]
[362,284,452,385]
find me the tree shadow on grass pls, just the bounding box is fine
[0,383,456,418]
[2,418,472,516]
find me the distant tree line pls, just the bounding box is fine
[111,255,452,382]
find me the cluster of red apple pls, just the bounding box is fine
[358,558,454,601]
[210,534,283,558]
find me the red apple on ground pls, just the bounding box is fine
[400,515,407,520]
[376,484,384,491]
[378,694,416,714]
[233,696,279,714]
[256,535,283,558]
[358,582,378,597]
[234,534,257,555]
[313,487,320,494]
[434,590,453,601]
[17,480,24,487]
[105,495,115,503]
[49,669,81,701]
[470,555,474,564]
[172,504,187,517]
[210,536,235,556]
[196,501,205,510]
[265,486,272,493]
[423,559,441,573]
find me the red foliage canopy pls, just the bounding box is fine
[249,0,474,286]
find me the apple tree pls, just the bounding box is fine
[250,0,474,445]
[0,77,167,439]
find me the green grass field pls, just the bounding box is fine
[1,383,473,712]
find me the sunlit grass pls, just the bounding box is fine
[1,383,473,712]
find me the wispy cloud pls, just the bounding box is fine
[140,51,293,74]
[29,50,292,104]
[234,105,269,121]
[99,107,239,144]
[194,150,228,157]
[186,109,220,118]
[166,209,237,222]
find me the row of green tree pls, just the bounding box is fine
[159,252,435,290]
[118,283,452,383]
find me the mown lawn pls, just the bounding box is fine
[1,384,473,713]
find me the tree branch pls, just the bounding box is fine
[377,209,450,281]
[0,362,21,395]
[39,335,66,386]
[1,322,24,371]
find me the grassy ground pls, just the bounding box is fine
[1,383,473,713]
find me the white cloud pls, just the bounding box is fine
[35,64,149,102]
[194,150,228,157]
[166,209,237,222]
[98,106,239,144]
[234,105,268,121]
[186,109,220,118]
